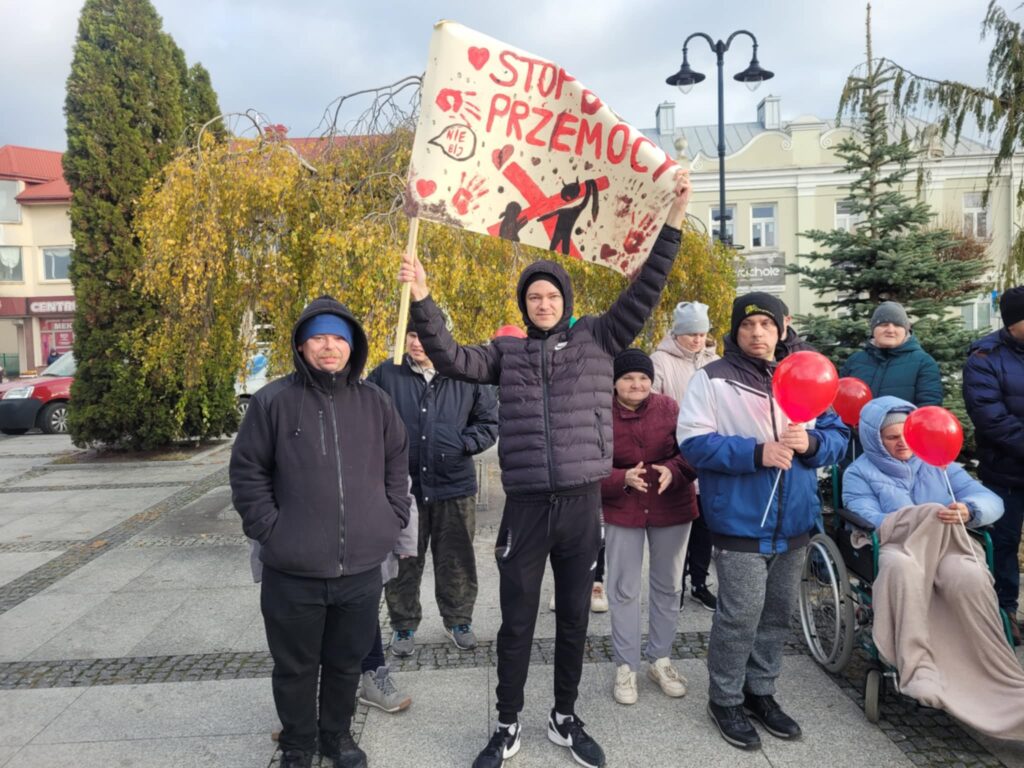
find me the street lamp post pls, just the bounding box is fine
[667,32,773,246]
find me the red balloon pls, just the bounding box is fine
[493,324,527,339]
[772,350,839,422]
[903,406,963,467]
[833,377,873,427]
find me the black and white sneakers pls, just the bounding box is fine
[547,709,606,768]
[472,722,521,768]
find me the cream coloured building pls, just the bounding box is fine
[0,145,75,376]
[641,96,1019,330]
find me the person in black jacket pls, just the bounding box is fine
[367,327,498,656]
[230,296,410,768]
[399,170,691,768]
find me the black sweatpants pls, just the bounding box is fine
[683,496,712,590]
[493,484,602,718]
[261,565,381,753]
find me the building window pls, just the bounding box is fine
[835,200,862,233]
[0,246,22,282]
[710,205,736,245]
[963,192,989,239]
[751,203,776,248]
[42,247,72,281]
[0,180,20,223]
[961,296,992,330]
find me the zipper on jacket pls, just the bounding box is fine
[595,409,606,456]
[318,409,327,456]
[767,377,785,551]
[540,339,556,487]
[328,388,347,574]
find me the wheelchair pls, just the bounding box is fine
[797,466,1014,723]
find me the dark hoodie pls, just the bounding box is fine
[409,225,682,494]
[229,296,410,578]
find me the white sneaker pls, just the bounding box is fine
[613,663,638,705]
[647,657,687,697]
[590,583,609,613]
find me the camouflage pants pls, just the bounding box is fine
[385,495,478,631]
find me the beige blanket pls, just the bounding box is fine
[873,503,1024,740]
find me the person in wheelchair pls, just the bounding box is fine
[842,396,1024,740]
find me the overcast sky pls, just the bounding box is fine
[0,0,1007,152]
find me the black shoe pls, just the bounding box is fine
[691,585,717,611]
[547,709,606,768]
[472,723,521,768]
[280,750,313,768]
[1010,616,1022,647]
[707,701,761,750]
[320,731,367,768]
[743,692,802,739]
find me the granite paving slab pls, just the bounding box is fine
[5,734,276,768]
[0,552,63,588]
[0,687,86,746]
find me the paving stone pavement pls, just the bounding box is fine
[0,434,1021,768]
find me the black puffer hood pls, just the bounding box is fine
[291,295,368,385]
[516,259,574,338]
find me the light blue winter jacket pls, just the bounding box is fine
[842,396,1003,530]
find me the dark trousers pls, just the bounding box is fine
[989,483,1024,614]
[683,497,712,590]
[261,565,381,753]
[493,485,602,717]
[386,495,478,630]
[594,544,605,583]
[362,620,386,674]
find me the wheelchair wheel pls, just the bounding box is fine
[799,533,855,673]
[864,668,882,723]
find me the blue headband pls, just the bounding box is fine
[297,314,354,346]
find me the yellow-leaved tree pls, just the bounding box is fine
[135,114,736,439]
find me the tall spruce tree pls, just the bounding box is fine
[791,7,989,449]
[64,0,229,448]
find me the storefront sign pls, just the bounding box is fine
[28,297,75,315]
[736,251,786,295]
[0,297,27,317]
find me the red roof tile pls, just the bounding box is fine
[16,178,72,204]
[0,145,65,184]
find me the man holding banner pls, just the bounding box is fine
[677,293,849,750]
[399,172,689,767]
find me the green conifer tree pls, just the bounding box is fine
[63,0,231,448]
[791,9,989,451]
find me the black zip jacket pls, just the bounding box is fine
[409,225,681,494]
[366,357,497,503]
[229,296,410,578]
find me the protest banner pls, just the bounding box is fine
[396,21,680,361]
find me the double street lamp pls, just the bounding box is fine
[666,31,773,246]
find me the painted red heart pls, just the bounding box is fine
[415,179,437,198]
[492,144,513,169]
[600,244,618,261]
[581,90,602,115]
[467,47,490,70]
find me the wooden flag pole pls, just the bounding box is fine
[393,217,420,365]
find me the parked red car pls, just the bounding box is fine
[0,352,74,435]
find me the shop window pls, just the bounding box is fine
[43,247,72,281]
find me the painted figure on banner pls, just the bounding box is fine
[407,21,679,276]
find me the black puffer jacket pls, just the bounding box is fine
[366,357,498,503]
[230,296,411,578]
[409,225,681,494]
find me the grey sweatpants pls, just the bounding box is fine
[605,523,691,670]
[707,546,804,706]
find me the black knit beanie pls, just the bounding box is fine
[1001,285,1024,328]
[614,348,654,383]
[731,292,786,338]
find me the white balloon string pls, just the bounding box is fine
[944,467,980,568]
[760,469,783,528]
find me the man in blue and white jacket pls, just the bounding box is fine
[677,292,849,750]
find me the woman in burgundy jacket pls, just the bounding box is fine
[601,349,698,707]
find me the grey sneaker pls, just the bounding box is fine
[359,665,411,713]
[445,623,478,650]
[390,628,415,657]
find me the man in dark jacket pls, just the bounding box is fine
[963,285,1024,645]
[678,292,849,750]
[367,327,497,655]
[400,171,691,768]
[230,296,411,768]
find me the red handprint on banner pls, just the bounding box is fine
[622,212,657,254]
[452,173,489,216]
[435,88,481,123]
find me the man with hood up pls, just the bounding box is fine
[399,171,691,768]
[230,296,411,768]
